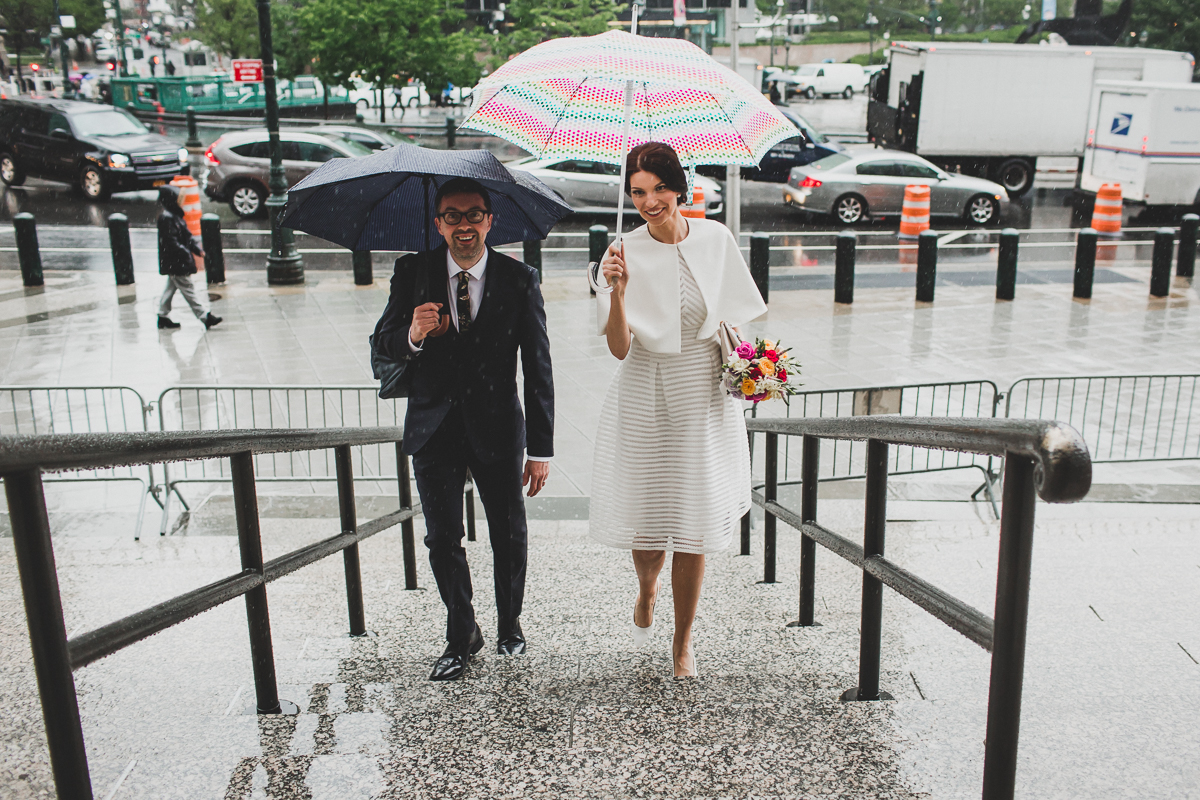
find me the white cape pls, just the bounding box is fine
[596,217,767,354]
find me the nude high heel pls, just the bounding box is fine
[631,578,661,648]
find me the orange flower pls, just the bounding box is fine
[763,339,776,350]
[741,379,757,396]
[759,359,775,375]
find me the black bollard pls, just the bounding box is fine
[996,228,1019,301]
[185,105,202,149]
[1178,214,1198,279]
[750,232,770,303]
[916,229,938,302]
[588,224,608,297]
[1150,227,1174,298]
[201,213,225,284]
[352,251,373,286]
[108,213,135,285]
[1074,227,1097,299]
[523,239,542,283]
[445,117,456,148]
[835,230,855,304]
[13,213,42,287]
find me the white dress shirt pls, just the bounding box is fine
[408,247,549,463]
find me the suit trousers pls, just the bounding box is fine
[158,275,210,320]
[412,407,528,650]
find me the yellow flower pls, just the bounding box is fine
[759,359,775,375]
[741,379,757,396]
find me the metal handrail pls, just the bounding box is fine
[1,425,420,800]
[743,414,1092,800]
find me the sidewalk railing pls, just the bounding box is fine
[0,426,421,800]
[0,386,159,539]
[745,414,1091,800]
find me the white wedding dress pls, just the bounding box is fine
[589,249,752,554]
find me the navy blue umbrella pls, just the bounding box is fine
[280,144,573,252]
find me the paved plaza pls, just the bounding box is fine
[1,261,1199,798]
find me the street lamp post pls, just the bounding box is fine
[256,0,304,285]
[52,0,72,97]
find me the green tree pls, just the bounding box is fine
[0,0,53,80]
[59,0,105,38]
[1127,0,1199,62]
[192,0,260,60]
[490,0,621,66]
[272,0,311,81]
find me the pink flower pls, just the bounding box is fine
[749,392,767,402]
[735,341,755,360]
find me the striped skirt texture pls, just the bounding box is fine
[589,252,751,555]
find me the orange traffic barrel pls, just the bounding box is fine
[680,185,705,219]
[1091,183,1123,236]
[171,175,204,271]
[899,185,930,238]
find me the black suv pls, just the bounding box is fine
[0,99,187,200]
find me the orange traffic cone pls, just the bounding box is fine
[680,185,705,219]
[899,185,930,238]
[171,175,204,271]
[1091,183,1122,236]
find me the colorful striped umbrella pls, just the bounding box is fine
[461,29,793,170]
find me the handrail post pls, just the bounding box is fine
[230,451,289,714]
[981,454,1038,799]
[797,434,819,626]
[844,438,891,702]
[4,469,93,800]
[763,432,778,583]
[335,444,367,636]
[741,428,753,555]
[396,443,418,590]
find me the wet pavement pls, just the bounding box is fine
[0,99,1199,798]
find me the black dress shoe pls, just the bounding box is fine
[157,316,181,329]
[497,622,526,655]
[428,626,484,681]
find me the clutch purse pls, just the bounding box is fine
[717,320,743,360]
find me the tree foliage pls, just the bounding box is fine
[1127,0,1199,63]
[490,0,622,66]
[0,0,53,59]
[59,0,106,39]
[192,0,260,60]
[298,0,481,93]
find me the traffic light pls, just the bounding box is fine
[106,59,116,71]
[30,63,39,73]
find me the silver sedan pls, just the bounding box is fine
[509,157,724,217]
[782,151,1009,226]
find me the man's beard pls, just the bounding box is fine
[449,233,484,262]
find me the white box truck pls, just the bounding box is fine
[866,42,1195,196]
[1080,81,1200,208]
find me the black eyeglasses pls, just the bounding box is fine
[437,209,488,225]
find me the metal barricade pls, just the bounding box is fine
[1005,374,1200,464]
[0,386,157,539]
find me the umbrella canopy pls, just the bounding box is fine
[460,30,795,169]
[281,144,573,252]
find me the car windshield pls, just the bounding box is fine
[333,138,374,157]
[812,153,853,171]
[796,65,818,76]
[71,110,148,137]
[781,109,828,143]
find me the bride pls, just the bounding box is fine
[589,141,767,678]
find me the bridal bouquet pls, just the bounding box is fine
[721,338,801,405]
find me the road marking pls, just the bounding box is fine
[937,231,968,246]
[223,685,244,716]
[102,758,137,800]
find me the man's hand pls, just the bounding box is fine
[409,302,445,343]
[522,460,549,497]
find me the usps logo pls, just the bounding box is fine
[1110,113,1132,136]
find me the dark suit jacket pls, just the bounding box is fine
[372,244,554,463]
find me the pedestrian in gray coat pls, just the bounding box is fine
[157,185,222,330]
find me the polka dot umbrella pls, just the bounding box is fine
[459,26,795,293]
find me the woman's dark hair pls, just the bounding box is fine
[624,141,688,201]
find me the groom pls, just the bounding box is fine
[372,177,554,681]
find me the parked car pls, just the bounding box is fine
[0,99,187,200]
[348,77,429,112]
[309,125,404,151]
[508,157,724,217]
[792,63,867,99]
[783,150,1009,226]
[202,130,374,217]
[697,107,844,184]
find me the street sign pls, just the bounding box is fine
[232,59,264,83]
[673,0,685,26]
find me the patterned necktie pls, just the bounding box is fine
[456,271,471,333]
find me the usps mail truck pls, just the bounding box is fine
[867,42,1195,197]
[1081,81,1200,208]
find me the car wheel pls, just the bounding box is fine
[230,182,267,218]
[842,86,853,99]
[79,165,110,200]
[407,97,418,108]
[993,158,1034,197]
[355,98,370,112]
[833,193,867,225]
[804,86,816,99]
[965,194,999,226]
[0,153,25,186]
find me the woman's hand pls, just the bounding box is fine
[600,243,628,296]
